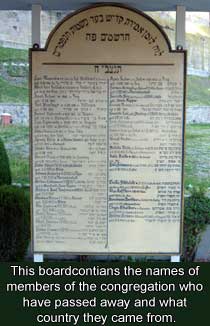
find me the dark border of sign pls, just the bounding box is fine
[29,2,187,256]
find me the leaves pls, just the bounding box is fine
[184,188,210,261]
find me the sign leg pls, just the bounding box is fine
[34,254,44,262]
[171,255,181,262]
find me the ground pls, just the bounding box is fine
[187,76,210,106]
[185,123,210,191]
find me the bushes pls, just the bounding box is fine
[0,137,30,261]
[0,185,30,261]
[0,137,11,185]
[183,188,210,261]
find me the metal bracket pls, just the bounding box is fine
[176,45,184,51]
[33,43,40,49]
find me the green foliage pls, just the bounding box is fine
[0,46,28,63]
[0,185,30,261]
[7,63,28,78]
[0,126,29,184]
[183,188,210,261]
[0,137,12,185]
[0,76,28,103]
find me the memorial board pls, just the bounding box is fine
[30,4,186,254]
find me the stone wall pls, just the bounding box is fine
[0,103,28,124]
[0,10,67,48]
[187,106,210,123]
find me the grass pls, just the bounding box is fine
[0,76,28,103]
[7,64,28,78]
[187,75,210,106]
[185,123,210,190]
[0,46,29,104]
[0,124,28,141]
[0,46,28,63]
